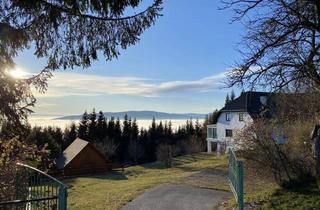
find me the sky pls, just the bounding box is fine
[14,0,244,116]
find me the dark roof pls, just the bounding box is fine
[218,91,272,119]
[55,138,90,169]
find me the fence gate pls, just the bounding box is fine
[0,163,67,210]
[228,149,244,210]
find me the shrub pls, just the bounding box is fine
[176,136,205,156]
[236,119,316,188]
[156,143,176,167]
[0,138,50,201]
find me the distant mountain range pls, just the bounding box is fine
[55,111,207,120]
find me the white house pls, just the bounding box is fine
[207,91,271,154]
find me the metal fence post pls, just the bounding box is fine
[237,161,244,210]
[59,185,67,210]
[228,149,244,210]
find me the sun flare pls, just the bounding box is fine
[7,68,29,79]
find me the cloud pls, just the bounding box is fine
[34,71,227,98]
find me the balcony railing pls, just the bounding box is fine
[207,124,217,139]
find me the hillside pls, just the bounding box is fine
[55,111,207,120]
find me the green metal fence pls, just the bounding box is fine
[228,149,244,210]
[0,163,67,210]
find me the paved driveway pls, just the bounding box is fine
[121,184,231,210]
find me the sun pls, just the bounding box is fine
[7,68,29,79]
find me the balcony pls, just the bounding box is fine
[207,124,217,140]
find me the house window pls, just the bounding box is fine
[226,113,231,121]
[239,113,244,121]
[226,129,233,137]
[207,127,217,139]
[212,127,217,139]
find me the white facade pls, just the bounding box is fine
[206,112,253,154]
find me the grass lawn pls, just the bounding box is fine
[64,153,228,210]
[63,153,320,210]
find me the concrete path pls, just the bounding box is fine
[121,184,231,210]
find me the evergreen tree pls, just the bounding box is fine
[96,111,107,142]
[114,118,122,161]
[0,0,162,129]
[186,119,195,136]
[157,121,164,140]
[164,121,168,136]
[145,117,158,161]
[195,119,202,138]
[132,119,139,141]
[167,121,173,137]
[122,114,132,140]
[114,118,122,143]
[78,111,89,140]
[63,123,77,150]
[128,119,140,164]
[204,109,219,125]
[121,114,132,161]
[88,109,97,142]
[108,117,116,140]
[27,127,61,159]
[47,126,64,148]
[150,117,157,138]
[225,94,230,106]
[230,90,236,101]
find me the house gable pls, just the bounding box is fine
[65,144,109,175]
[216,111,253,141]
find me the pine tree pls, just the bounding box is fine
[63,123,77,149]
[49,127,64,148]
[1,0,162,131]
[157,121,164,140]
[230,90,236,101]
[108,117,115,140]
[121,114,132,161]
[167,121,173,137]
[122,114,131,142]
[150,117,157,138]
[114,118,122,144]
[164,121,168,136]
[78,111,89,140]
[88,109,97,142]
[145,117,158,162]
[96,111,107,142]
[225,94,230,106]
[195,119,201,138]
[128,119,140,164]
[186,119,195,136]
[132,119,139,141]
[114,117,122,161]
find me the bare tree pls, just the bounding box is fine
[223,0,320,91]
[94,138,118,162]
